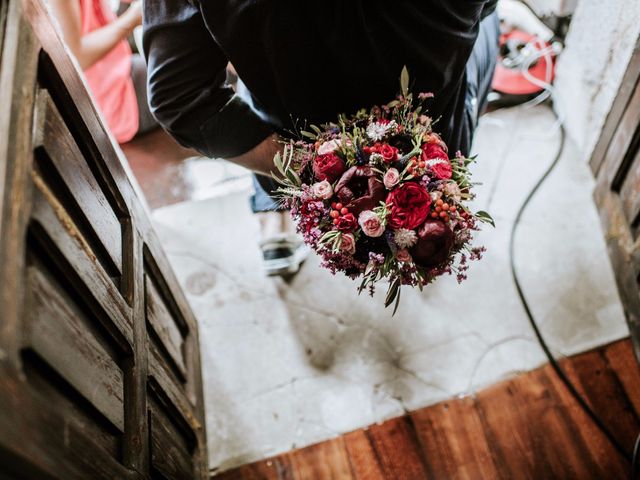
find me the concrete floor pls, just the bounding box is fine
[150,105,628,473]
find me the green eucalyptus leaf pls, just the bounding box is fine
[384,277,400,308]
[300,130,317,140]
[400,66,410,97]
[475,210,495,227]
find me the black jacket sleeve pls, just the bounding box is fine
[143,0,274,158]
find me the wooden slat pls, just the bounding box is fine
[26,264,125,432]
[0,0,39,368]
[591,37,640,176]
[122,226,150,474]
[603,84,640,189]
[29,172,133,352]
[24,0,133,219]
[619,146,640,229]
[149,403,194,480]
[146,274,187,380]
[0,368,142,480]
[148,359,201,436]
[594,180,640,360]
[34,90,122,276]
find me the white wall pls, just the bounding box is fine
[554,0,640,163]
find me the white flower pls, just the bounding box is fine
[443,182,462,202]
[312,180,333,200]
[366,120,398,141]
[394,228,418,248]
[369,153,384,165]
[318,139,341,155]
[430,191,442,202]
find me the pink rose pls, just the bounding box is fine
[340,233,356,255]
[383,168,401,189]
[396,249,412,263]
[318,140,341,155]
[358,210,385,237]
[312,180,333,200]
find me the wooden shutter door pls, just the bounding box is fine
[0,0,208,478]
[591,38,640,363]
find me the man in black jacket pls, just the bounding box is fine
[143,0,499,274]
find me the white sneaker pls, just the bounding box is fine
[260,234,310,277]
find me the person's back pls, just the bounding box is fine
[144,0,498,160]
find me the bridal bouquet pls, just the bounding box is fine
[273,69,493,312]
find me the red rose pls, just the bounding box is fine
[421,142,448,162]
[410,219,454,269]
[430,160,452,180]
[373,143,399,163]
[336,213,357,232]
[386,183,432,230]
[313,153,346,182]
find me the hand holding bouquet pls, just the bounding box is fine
[273,69,493,312]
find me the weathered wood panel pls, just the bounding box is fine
[26,262,125,432]
[591,37,640,362]
[146,274,187,380]
[34,89,123,277]
[0,0,208,478]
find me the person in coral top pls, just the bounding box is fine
[48,0,156,143]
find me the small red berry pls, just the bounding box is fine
[335,203,343,210]
[333,218,340,225]
[436,199,444,206]
[330,210,339,219]
[340,207,349,215]
[439,211,447,218]
[431,212,438,218]
[331,202,337,209]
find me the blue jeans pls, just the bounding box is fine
[251,11,499,213]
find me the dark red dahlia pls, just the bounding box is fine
[410,219,454,269]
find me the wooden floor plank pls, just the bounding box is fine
[288,438,354,480]
[410,397,500,480]
[342,430,386,480]
[214,340,639,480]
[344,417,430,480]
[542,353,631,478]
[604,340,640,417]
